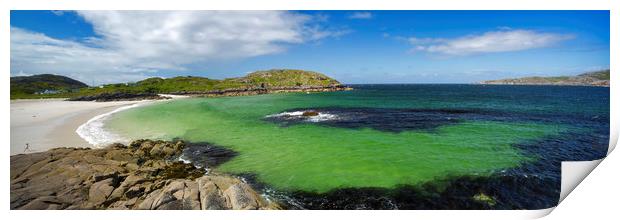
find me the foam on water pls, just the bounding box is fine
[265,110,338,122]
[103,85,609,209]
[76,103,145,147]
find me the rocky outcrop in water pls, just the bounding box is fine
[10,139,277,210]
[302,111,319,117]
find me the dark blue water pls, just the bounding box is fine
[177,84,609,209]
[257,84,610,209]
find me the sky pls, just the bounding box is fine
[10,10,610,85]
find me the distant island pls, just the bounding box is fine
[10,69,350,100]
[480,69,610,87]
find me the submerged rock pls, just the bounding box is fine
[10,140,276,210]
[180,142,238,169]
[473,193,496,207]
[302,111,319,117]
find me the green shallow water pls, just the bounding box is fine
[106,89,567,193]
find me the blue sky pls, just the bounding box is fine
[10,10,609,84]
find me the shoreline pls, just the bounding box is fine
[10,88,349,155]
[10,95,187,155]
[9,85,608,210]
[75,101,154,147]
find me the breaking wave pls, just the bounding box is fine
[265,110,338,122]
[76,103,144,147]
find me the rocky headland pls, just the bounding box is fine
[480,69,610,87]
[10,139,278,210]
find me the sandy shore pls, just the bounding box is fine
[10,99,151,155]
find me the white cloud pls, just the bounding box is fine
[10,27,144,84]
[11,11,342,84]
[410,29,574,56]
[349,12,373,19]
[304,25,351,40]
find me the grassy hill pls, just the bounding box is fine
[11,69,345,99]
[481,69,610,87]
[240,69,341,88]
[11,74,89,99]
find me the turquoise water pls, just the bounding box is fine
[105,85,609,196]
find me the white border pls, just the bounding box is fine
[2,0,617,219]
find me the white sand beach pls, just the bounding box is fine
[10,99,149,155]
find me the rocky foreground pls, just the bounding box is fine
[10,139,278,210]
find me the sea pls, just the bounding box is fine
[96,84,609,209]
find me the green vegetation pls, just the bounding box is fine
[512,76,570,83]
[10,69,343,99]
[242,69,340,87]
[10,74,88,99]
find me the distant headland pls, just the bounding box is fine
[480,69,609,87]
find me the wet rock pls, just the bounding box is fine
[181,142,238,169]
[302,111,319,116]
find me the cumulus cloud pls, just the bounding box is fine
[349,12,373,19]
[10,27,147,84]
[11,11,343,84]
[410,29,574,56]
